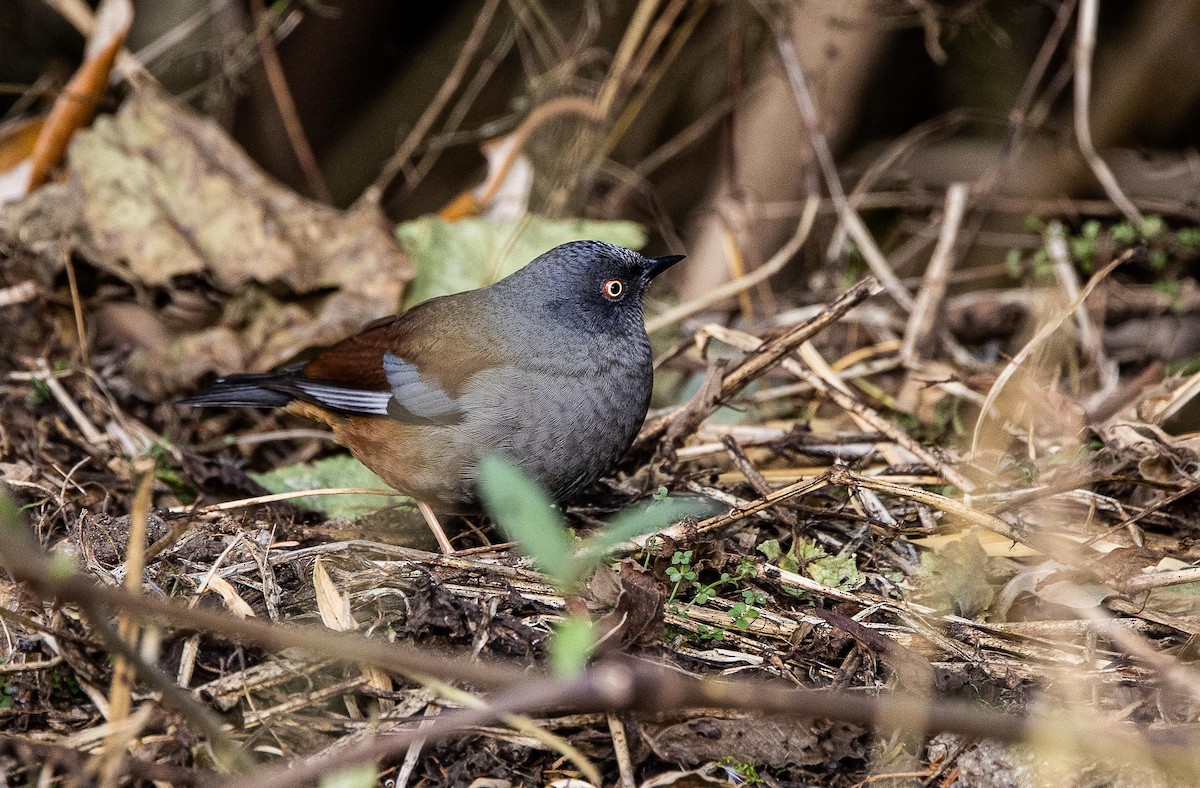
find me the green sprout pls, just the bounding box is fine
[477,454,704,675]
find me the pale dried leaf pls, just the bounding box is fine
[203,575,255,619]
[313,556,355,632]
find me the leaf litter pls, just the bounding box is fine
[6,75,1200,788]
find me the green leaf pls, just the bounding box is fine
[1177,227,1200,247]
[792,538,826,561]
[396,215,647,307]
[549,615,596,676]
[1068,236,1094,265]
[1004,249,1023,279]
[250,455,401,519]
[808,554,863,590]
[757,539,783,561]
[476,454,575,587]
[1112,221,1138,245]
[1140,215,1166,240]
[918,534,995,618]
[576,497,709,574]
[319,763,378,788]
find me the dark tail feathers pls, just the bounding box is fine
[179,373,295,408]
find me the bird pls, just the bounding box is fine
[182,241,684,550]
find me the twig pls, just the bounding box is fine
[603,93,735,212]
[636,277,881,452]
[1121,566,1200,595]
[0,655,62,674]
[1084,360,1163,425]
[826,465,1121,571]
[79,605,252,774]
[0,529,533,690]
[97,457,154,788]
[167,487,407,515]
[1051,220,1104,369]
[900,183,969,364]
[962,0,1077,245]
[411,670,601,784]
[0,280,38,308]
[33,359,106,445]
[360,0,503,205]
[467,96,601,213]
[645,196,818,333]
[406,25,518,190]
[608,714,635,788]
[758,2,913,311]
[194,427,335,451]
[6,506,1200,783]
[632,473,833,546]
[1073,0,1141,224]
[602,0,712,157]
[0,738,208,786]
[64,247,90,379]
[796,341,906,468]
[1081,607,1200,704]
[969,250,1131,457]
[393,704,437,788]
[1081,479,1200,547]
[417,499,455,556]
[595,0,663,117]
[132,0,235,68]
[229,653,1200,788]
[696,323,974,490]
[825,110,974,266]
[248,0,331,202]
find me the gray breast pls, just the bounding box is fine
[453,358,652,500]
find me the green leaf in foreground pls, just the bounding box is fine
[479,454,710,592]
[250,455,403,519]
[319,762,378,788]
[578,497,714,568]
[549,616,596,677]
[396,215,647,307]
[476,454,574,584]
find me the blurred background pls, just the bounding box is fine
[7,0,1198,307]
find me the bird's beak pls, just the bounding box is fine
[646,254,685,279]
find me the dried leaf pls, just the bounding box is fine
[203,575,255,619]
[27,0,133,190]
[313,556,354,632]
[591,560,664,649]
[1034,578,1115,609]
[438,132,534,221]
[0,118,42,206]
[8,88,413,395]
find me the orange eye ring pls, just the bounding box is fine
[602,279,625,300]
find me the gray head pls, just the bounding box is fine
[492,241,684,336]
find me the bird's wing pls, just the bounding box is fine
[293,295,502,425]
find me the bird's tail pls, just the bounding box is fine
[178,373,295,408]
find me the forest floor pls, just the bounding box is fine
[5,12,1200,787]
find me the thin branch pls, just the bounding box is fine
[969,250,1133,457]
[645,196,819,333]
[360,0,504,206]
[635,277,881,452]
[248,0,332,203]
[1073,0,1142,224]
[757,2,913,311]
[900,182,969,364]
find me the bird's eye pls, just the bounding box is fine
[602,279,625,300]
